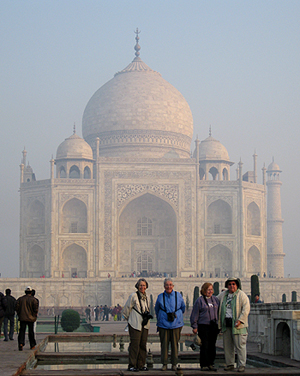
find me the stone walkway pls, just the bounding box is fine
[1,321,300,375]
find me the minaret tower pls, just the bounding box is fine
[266,158,284,277]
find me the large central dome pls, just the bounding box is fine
[82,36,193,158]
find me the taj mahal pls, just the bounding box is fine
[3,31,291,307]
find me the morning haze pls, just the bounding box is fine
[0,1,299,277]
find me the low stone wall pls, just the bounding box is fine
[248,302,300,360]
[1,277,300,308]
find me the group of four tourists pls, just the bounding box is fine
[122,277,250,372]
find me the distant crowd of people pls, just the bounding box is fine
[84,304,123,322]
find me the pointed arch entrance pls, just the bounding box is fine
[118,193,177,277]
[62,243,87,278]
[207,244,232,278]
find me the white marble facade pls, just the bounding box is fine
[18,35,285,306]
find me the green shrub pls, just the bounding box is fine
[213,282,219,296]
[61,309,80,332]
[193,286,199,305]
[251,275,260,303]
[186,294,190,311]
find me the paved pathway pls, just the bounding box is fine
[1,321,300,375]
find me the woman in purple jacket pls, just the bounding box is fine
[190,283,220,371]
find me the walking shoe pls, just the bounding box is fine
[3,339,8,341]
[208,365,217,371]
[171,365,177,371]
[201,366,209,371]
[30,346,36,350]
[224,365,234,371]
[128,366,139,372]
[238,366,245,372]
[9,338,14,340]
[161,365,167,371]
[139,366,148,371]
[19,344,23,351]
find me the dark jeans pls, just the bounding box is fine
[198,324,218,367]
[102,313,109,321]
[0,317,4,336]
[18,321,36,349]
[4,315,15,340]
[128,324,148,369]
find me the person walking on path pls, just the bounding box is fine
[15,286,39,351]
[0,291,7,336]
[85,305,91,322]
[3,289,16,341]
[217,277,250,373]
[155,278,186,371]
[102,305,110,321]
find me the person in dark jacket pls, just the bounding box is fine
[15,286,39,351]
[0,291,7,336]
[102,305,109,321]
[3,289,16,341]
[190,282,220,371]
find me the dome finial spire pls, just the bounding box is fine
[73,122,76,135]
[209,125,212,137]
[134,27,141,58]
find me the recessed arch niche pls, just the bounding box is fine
[276,322,290,357]
[62,243,87,278]
[207,199,232,234]
[27,200,45,235]
[61,198,87,233]
[247,201,261,236]
[207,244,232,278]
[118,193,177,276]
[247,245,261,274]
[28,244,45,277]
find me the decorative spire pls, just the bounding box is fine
[209,125,212,137]
[22,147,27,165]
[134,27,141,58]
[73,123,76,135]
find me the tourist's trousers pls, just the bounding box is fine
[128,324,148,369]
[158,326,182,366]
[223,328,248,367]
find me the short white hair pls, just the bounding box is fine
[164,278,173,286]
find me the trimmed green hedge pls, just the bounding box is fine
[61,309,80,332]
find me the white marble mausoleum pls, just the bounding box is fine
[13,32,288,307]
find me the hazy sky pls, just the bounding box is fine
[1,1,299,278]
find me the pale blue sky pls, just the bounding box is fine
[1,0,299,277]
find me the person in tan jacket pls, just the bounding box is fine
[15,286,39,351]
[217,278,250,373]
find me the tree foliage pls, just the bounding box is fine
[193,286,199,305]
[213,282,219,296]
[186,294,190,311]
[61,309,80,332]
[150,294,155,317]
[250,275,260,303]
